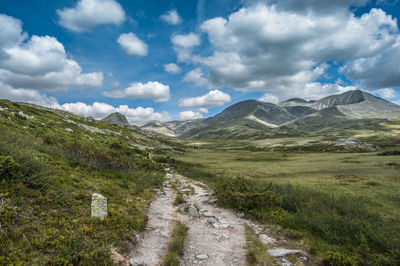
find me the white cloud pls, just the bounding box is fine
[117,33,148,56]
[198,107,208,113]
[0,81,60,108]
[164,63,181,74]
[171,33,201,48]
[0,14,103,92]
[341,41,400,89]
[179,111,204,120]
[183,68,209,87]
[179,89,231,107]
[259,94,279,103]
[375,88,398,99]
[102,81,170,102]
[57,0,126,32]
[174,3,399,99]
[0,77,169,125]
[160,9,182,25]
[0,14,26,49]
[61,102,170,123]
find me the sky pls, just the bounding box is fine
[0,0,400,124]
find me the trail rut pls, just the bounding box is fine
[129,172,313,266]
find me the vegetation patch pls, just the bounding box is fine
[162,221,189,266]
[172,146,400,265]
[0,100,183,265]
[245,224,277,265]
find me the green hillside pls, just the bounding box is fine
[0,100,183,265]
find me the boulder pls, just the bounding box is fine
[268,248,299,257]
[129,258,144,266]
[188,204,199,217]
[91,193,107,219]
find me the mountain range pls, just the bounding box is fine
[105,90,400,140]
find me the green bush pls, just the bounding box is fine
[214,177,282,220]
[0,155,20,180]
[323,251,355,266]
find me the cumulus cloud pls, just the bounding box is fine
[179,111,204,120]
[0,14,103,92]
[375,88,398,99]
[160,9,182,25]
[164,63,181,74]
[0,81,170,124]
[341,41,400,89]
[183,68,209,87]
[171,33,201,48]
[171,33,201,61]
[259,93,279,103]
[0,81,60,108]
[179,90,231,107]
[102,81,170,102]
[117,33,148,56]
[0,14,26,49]
[174,3,399,99]
[198,107,209,113]
[61,102,170,123]
[57,0,126,32]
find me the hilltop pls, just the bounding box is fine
[0,99,184,265]
[138,90,400,140]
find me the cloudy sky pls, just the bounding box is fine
[0,0,400,123]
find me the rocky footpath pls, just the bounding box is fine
[128,173,314,266]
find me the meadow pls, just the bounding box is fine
[172,138,400,265]
[0,100,184,265]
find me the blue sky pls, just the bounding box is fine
[0,0,400,123]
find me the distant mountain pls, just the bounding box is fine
[102,112,130,127]
[278,98,315,107]
[139,90,400,140]
[136,119,204,137]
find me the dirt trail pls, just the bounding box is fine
[129,173,312,266]
[175,175,246,266]
[129,174,176,265]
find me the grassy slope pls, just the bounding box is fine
[0,100,184,265]
[172,133,400,264]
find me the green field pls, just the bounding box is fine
[0,100,184,265]
[172,139,400,265]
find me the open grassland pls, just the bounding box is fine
[0,100,184,265]
[172,138,400,265]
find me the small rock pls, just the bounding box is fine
[259,234,277,244]
[238,212,244,218]
[206,218,216,226]
[180,188,192,192]
[281,258,293,266]
[196,254,208,260]
[206,198,217,204]
[188,204,199,217]
[129,258,144,266]
[203,211,215,217]
[268,248,300,257]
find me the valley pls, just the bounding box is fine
[1,91,400,265]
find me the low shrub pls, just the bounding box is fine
[0,155,20,180]
[214,177,282,220]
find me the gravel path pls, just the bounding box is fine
[129,173,313,266]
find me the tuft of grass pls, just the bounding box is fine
[162,221,189,266]
[245,224,277,265]
[173,191,186,206]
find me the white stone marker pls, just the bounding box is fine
[91,193,107,219]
